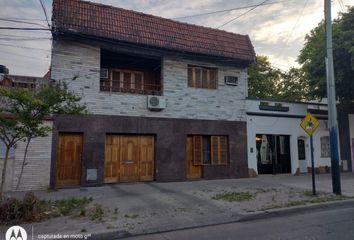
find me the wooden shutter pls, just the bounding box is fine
[195,68,201,88]
[135,73,143,90]
[123,72,131,89]
[209,69,217,89]
[111,70,121,91]
[211,136,229,165]
[188,67,193,87]
[193,136,203,165]
[211,136,220,165]
[219,136,228,165]
[202,69,208,88]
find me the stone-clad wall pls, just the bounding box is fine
[51,40,248,121]
[0,121,53,191]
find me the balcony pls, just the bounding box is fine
[100,50,162,95]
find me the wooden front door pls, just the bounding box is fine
[120,136,140,182]
[104,135,120,183]
[186,136,202,179]
[139,136,155,181]
[104,135,155,183]
[56,134,83,187]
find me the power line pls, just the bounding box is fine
[276,0,309,58]
[173,1,289,19]
[337,0,345,11]
[38,0,51,28]
[217,0,270,29]
[0,18,47,28]
[0,27,50,31]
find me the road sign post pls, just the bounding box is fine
[300,112,320,195]
[310,135,316,195]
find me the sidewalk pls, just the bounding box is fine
[1,173,354,239]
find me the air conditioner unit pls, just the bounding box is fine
[225,76,238,86]
[147,95,166,110]
[100,68,108,79]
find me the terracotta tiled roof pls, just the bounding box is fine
[52,0,255,63]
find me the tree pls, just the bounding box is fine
[0,83,86,198]
[248,55,282,99]
[277,68,310,101]
[298,7,354,103]
[248,56,310,101]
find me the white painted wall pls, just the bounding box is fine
[349,114,354,172]
[246,100,331,174]
[0,121,53,191]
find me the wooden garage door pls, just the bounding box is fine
[56,134,83,187]
[104,135,154,183]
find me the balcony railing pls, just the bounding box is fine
[100,80,162,96]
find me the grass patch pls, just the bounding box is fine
[212,191,253,202]
[259,194,351,211]
[89,203,105,221]
[39,197,92,217]
[0,192,92,225]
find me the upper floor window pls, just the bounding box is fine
[100,69,146,93]
[188,65,217,89]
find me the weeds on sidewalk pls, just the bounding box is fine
[212,191,254,202]
[258,192,352,211]
[39,196,92,217]
[90,203,105,221]
[0,191,102,225]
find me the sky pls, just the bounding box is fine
[0,0,352,77]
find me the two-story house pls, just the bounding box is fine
[50,0,256,188]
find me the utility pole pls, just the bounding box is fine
[325,0,341,194]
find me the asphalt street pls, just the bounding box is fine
[123,205,354,240]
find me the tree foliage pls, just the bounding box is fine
[0,83,86,197]
[248,55,282,99]
[298,6,354,103]
[248,55,309,101]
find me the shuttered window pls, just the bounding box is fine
[193,136,203,165]
[190,135,228,166]
[188,65,217,89]
[100,69,144,92]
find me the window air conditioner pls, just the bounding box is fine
[225,76,238,86]
[147,95,166,110]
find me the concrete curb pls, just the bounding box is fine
[91,199,354,240]
[238,199,354,222]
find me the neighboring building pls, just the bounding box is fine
[0,122,53,191]
[0,72,50,89]
[50,0,255,188]
[246,99,346,176]
[0,72,53,191]
[338,103,354,172]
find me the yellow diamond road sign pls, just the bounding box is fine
[300,112,320,136]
